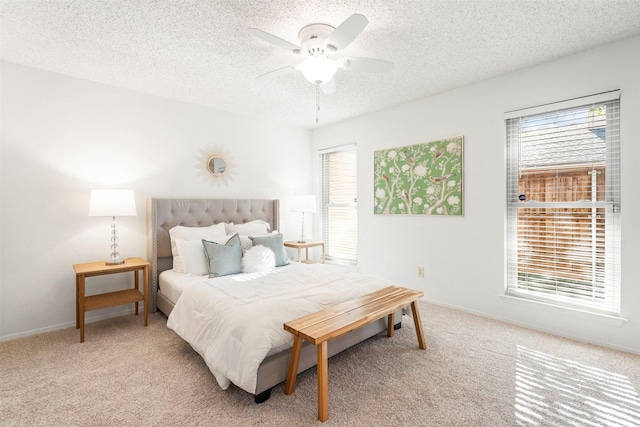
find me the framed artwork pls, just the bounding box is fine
[374,136,463,215]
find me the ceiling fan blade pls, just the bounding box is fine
[248,28,301,54]
[256,65,298,79]
[337,57,394,73]
[320,78,336,95]
[324,13,368,53]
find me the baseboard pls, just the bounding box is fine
[0,307,136,342]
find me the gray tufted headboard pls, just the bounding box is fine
[146,198,280,312]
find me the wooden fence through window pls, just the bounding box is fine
[517,166,606,295]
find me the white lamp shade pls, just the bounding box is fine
[89,189,137,217]
[292,195,317,213]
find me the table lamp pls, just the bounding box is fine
[89,189,137,265]
[291,195,316,243]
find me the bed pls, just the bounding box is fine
[146,198,402,402]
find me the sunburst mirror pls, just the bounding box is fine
[195,146,236,187]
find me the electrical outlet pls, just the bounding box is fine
[417,266,425,278]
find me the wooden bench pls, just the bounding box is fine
[283,285,427,422]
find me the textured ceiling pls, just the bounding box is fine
[2,1,640,129]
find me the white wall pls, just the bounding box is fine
[0,62,313,340]
[3,37,639,351]
[312,36,640,354]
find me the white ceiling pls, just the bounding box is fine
[2,1,640,129]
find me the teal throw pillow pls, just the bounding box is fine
[202,234,243,277]
[249,233,290,267]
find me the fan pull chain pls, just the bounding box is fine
[316,84,320,124]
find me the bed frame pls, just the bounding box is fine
[147,198,400,403]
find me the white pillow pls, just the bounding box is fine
[242,245,276,273]
[169,223,227,272]
[228,220,270,236]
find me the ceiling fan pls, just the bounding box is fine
[248,13,394,95]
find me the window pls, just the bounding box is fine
[320,145,357,264]
[506,91,621,314]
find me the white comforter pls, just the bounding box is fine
[166,262,392,394]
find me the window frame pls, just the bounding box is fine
[505,91,621,315]
[320,144,358,265]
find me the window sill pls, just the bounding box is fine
[499,293,628,326]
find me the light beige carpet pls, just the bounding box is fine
[2,302,640,426]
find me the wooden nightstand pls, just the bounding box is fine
[73,257,150,343]
[284,241,326,264]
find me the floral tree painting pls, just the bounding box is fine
[374,136,463,215]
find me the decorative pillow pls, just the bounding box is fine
[169,223,227,272]
[238,231,279,253]
[249,233,289,267]
[228,220,270,236]
[176,236,232,275]
[242,245,276,273]
[202,233,243,278]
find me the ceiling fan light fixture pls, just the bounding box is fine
[299,57,338,85]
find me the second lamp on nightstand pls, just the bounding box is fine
[291,195,316,243]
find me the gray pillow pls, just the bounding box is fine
[202,233,243,277]
[249,233,290,267]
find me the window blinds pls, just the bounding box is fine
[506,91,621,314]
[321,146,357,263]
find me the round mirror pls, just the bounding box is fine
[207,156,227,176]
[197,146,236,187]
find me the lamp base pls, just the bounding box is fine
[106,260,125,266]
[297,240,307,243]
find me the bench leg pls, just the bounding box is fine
[411,301,427,350]
[317,341,329,422]
[285,336,303,395]
[387,312,394,337]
